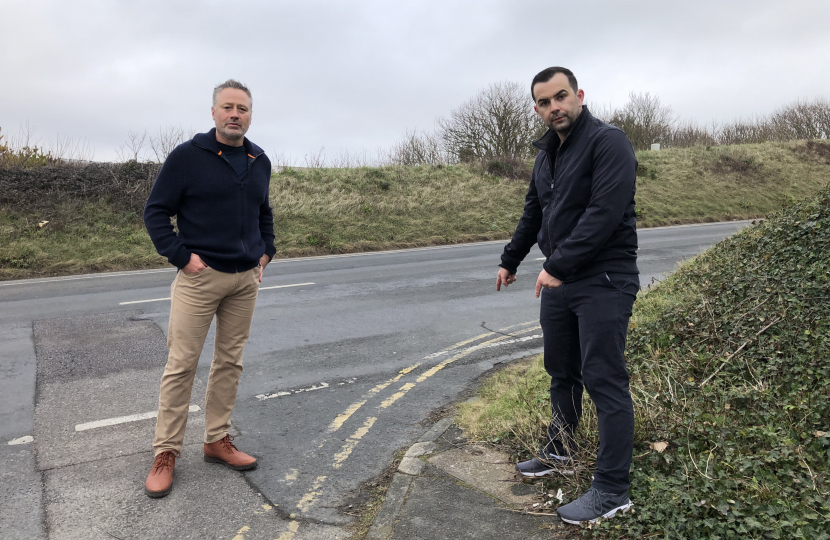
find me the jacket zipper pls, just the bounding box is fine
[546,148,560,259]
[193,140,265,260]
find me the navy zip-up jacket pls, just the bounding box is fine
[500,106,638,282]
[143,129,277,273]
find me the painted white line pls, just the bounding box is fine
[258,282,315,291]
[7,435,34,445]
[0,268,176,287]
[257,381,331,401]
[424,333,542,360]
[119,296,170,305]
[535,257,546,260]
[75,405,200,432]
[119,282,316,305]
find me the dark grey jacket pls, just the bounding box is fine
[500,106,639,282]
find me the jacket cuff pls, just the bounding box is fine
[543,260,566,281]
[171,248,192,270]
[499,262,518,274]
[264,244,277,261]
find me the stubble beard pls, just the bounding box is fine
[218,126,245,143]
[549,105,581,134]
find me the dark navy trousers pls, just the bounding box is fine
[540,271,639,494]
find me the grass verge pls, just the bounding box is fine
[2,140,830,280]
[458,185,830,539]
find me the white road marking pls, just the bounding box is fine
[535,257,546,260]
[258,282,315,291]
[119,296,171,305]
[75,405,201,432]
[7,435,34,445]
[0,268,176,287]
[118,282,316,305]
[256,381,331,401]
[423,333,542,360]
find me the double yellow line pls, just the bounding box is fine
[256,321,541,539]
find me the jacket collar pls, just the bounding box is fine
[191,128,265,157]
[532,105,592,153]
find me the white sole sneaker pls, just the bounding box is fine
[518,467,575,477]
[559,502,634,525]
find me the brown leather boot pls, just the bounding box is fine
[204,434,258,471]
[145,450,178,498]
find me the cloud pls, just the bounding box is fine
[2,0,828,163]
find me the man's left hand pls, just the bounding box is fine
[258,254,270,282]
[535,269,562,298]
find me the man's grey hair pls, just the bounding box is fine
[212,79,252,106]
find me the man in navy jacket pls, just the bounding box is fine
[496,67,639,524]
[143,79,276,498]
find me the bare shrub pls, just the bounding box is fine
[717,116,776,145]
[607,92,676,151]
[149,126,190,162]
[116,129,148,162]
[665,121,717,148]
[0,160,161,214]
[385,129,449,166]
[438,81,544,161]
[769,98,830,140]
[484,156,532,180]
[0,124,55,168]
[50,134,95,163]
[303,147,326,168]
[329,148,376,168]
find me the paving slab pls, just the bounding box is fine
[429,443,539,507]
[389,467,561,540]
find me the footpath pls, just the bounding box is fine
[363,414,573,540]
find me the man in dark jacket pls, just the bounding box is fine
[142,79,276,498]
[496,67,639,524]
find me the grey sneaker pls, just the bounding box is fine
[515,450,575,477]
[557,487,633,524]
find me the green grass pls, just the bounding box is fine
[1,140,829,280]
[458,185,830,539]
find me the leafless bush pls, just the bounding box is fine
[329,148,377,168]
[769,99,830,140]
[716,99,830,145]
[149,126,191,162]
[484,156,532,180]
[717,116,776,145]
[438,81,544,161]
[607,92,676,151]
[588,102,615,123]
[115,129,148,162]
[0,123,55,168]
[385,129,449,166]
[50,134,95,163]
[303,147,326,169]
[665,120,718,148]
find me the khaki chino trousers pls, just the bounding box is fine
[153,266,259,455]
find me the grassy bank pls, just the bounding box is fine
[1,140,829,280]
[458,186,830,538]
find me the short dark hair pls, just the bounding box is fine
[531,67,578,101]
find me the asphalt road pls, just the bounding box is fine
[0,220,749,540]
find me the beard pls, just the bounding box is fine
[547,105,581,133]
[218,124,246,141]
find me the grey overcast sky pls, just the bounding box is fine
[2,0,829,164]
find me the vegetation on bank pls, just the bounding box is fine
[458,186,830,539]
[0,139,829,280]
